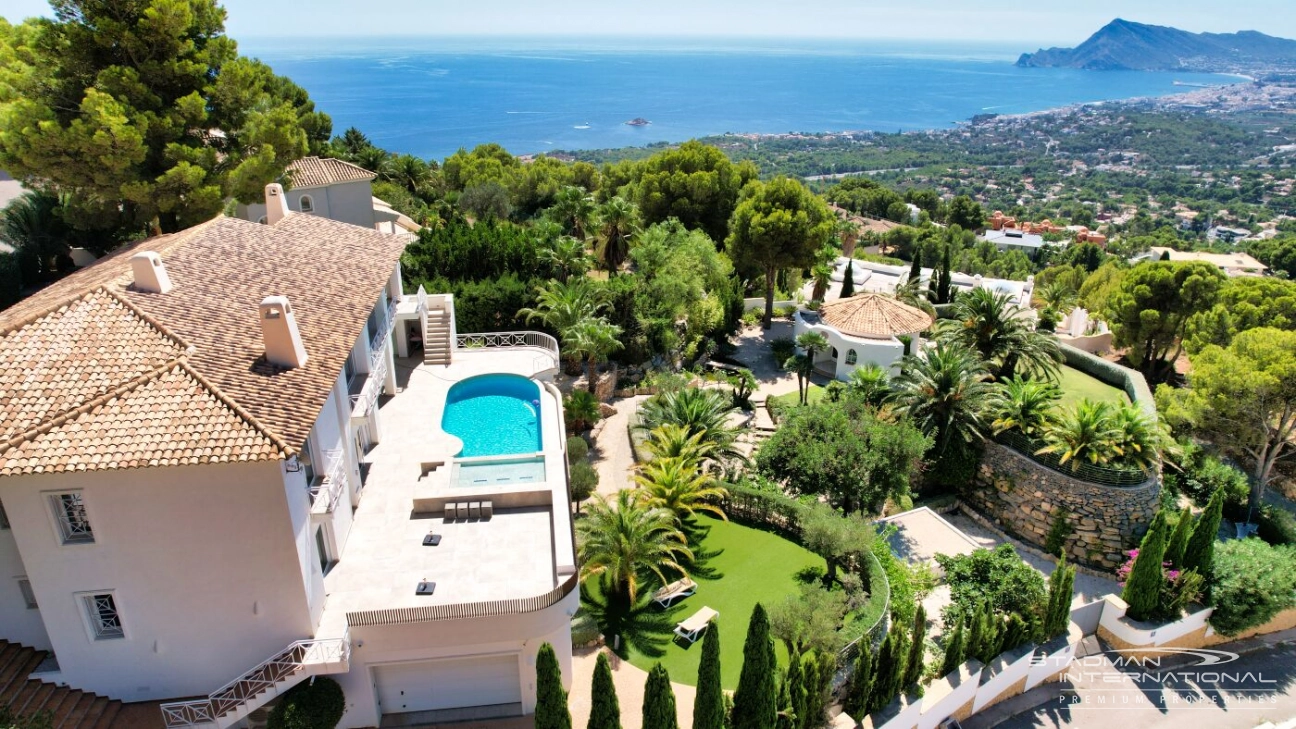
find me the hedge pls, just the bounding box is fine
[268,676,345,729]
[1057,343,1156,420]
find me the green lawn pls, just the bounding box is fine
[1056,365,1128,408]
[581,515,824,689]
[768,384,827,412]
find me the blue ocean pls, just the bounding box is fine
[240,37,1234,161]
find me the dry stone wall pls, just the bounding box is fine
[963,442,1160,571]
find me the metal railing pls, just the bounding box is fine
[348,572,578,627]
[996,430,1153,488]
[308,448,348,512]
[159,633,350,728]
[456,331,560,370]
[369,296,398,354]
[351,341,390,417]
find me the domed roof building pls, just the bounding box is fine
[793,293,934,380]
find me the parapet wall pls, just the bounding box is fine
[964,442,1160,571]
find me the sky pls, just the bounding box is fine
[3,0,1296,45]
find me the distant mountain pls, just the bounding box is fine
[1017,19,1296,73]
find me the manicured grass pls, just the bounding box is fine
[768,384,826,412]
[581,515,824,689]
[1056,365,1129,408]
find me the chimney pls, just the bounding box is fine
[259,296,308,369]
[265,183,291,225]
[130,251,173,293]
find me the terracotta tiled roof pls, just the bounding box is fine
[0,213,408,473]
[818,293,934,340]
[287,156,377,189]
[0,362,286,476]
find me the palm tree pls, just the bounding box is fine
[1036,400,1119,470]
[519,278,609,333]
[563,317,623,394]
[634,388,743,464]
[793,331,830,405]
[540,235,593,282]
[837,217,862,258]
[847,363,891,408]
[548,185,597,240]
[938,287,1061,381]
[1037,281,1078,315]
[890,343,1001,460]
[382,154,434,194]
[643,424,724,464]
[810,262,834,302]
[596,196,638,273]
[634,456,730,523]
[1107,403,1169,472]
[577,490,693,603]
[991,377,1061,439]
[894,277,937,317]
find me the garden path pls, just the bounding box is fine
[730,322,803,400]
[569,645,697,729]
[588,395,648,498]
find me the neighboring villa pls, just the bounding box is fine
[1136,246,1268,277]
[238,156,421,239]
[0,185,573,728]
[806,257,1036,308]
[980,228,1050,258]
[793,294,933,379]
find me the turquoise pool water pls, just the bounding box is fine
[441,374,542,457]
[455,456,547,487]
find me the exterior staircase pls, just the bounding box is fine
[423,307,452,366]
[0,640,124,728]
[158,635,349,728]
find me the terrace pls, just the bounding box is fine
[315,340,573,640]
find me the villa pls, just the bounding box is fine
[793,294,933,379]
[979,228,1051,258]
[238,156,421,240]
[1137,246,1268,277]
[0,185,575,728]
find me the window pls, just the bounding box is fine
[49,493,93,544]
[314,527,333,575]
[0,499,8,529]
[17,579,36,610]
[298,195,314,214]
[846,350,858,366]
[81,593,123,640]
[257,216,267,225]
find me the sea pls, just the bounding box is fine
[240,37,1236,161]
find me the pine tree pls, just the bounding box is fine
[693,621,725,729]
[589,652,622,729]
[784,652,806,729]
[843,640,875,718]
[733,603,778,729]
[1044,554,1077,640]
[1122,510,1170,621]
[535,643,572,729]
[840,261,856,298]
[909,251,922,285]
[1183,487,1225,578]
[643,663,679,729]
[939,621,966,677]
[902,605,927,688]
[1165,507,1194,570]
[868,623,908,713]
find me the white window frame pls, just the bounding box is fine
[47,492,94,545]
[846,349,858,366]
[17,578,37,610]
[299,195,314,214]
[78,591,125,641]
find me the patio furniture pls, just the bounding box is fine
[652,577,697,608]
[469,501,482,518]
[481,500,494,519]
[673,606,718,643]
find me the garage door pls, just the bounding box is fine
[375,654,522,715]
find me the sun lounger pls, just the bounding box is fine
[673,606,718,643]
[652,577,697,608]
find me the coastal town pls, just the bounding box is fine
[1,4,1296,729]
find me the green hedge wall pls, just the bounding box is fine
[1057,343,1157,419]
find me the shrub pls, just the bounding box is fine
[770,337,796,369]
[936,544,1047,627]
[566,436,589,464]
[1257,505,1296,547]
[571,609,601,646]
[569,461,599,511]
[267,676,345,729]
[1208,539,1296,636]
[564,390,601,432]
[1044,509,1071,557]
[1165,443,1250,519]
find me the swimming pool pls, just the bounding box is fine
[441,374,542,457]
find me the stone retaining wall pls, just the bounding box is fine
[963,442,1160,571]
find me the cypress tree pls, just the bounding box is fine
[589,652,622,729]
[843,639,875,718]
[806,652,832,729]
[840,261,856,298]
[733,603,778,729]
[784,652,806,729]
[908,250,922,285]
[868,623,908,713]
[937,244,952,304]
[1044,554,1076,640]
[535,643,572,729]
[1165,507,1194,570]
[964,605,985,665]
[693,621,725,729]
[902,605,927,689]
[1183,487,1225,578]
[939,621,966,677]
[642,663,679,729]
[1122,510,1170,621]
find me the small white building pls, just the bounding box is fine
[239,157,421,240]
[793,293,934,380]
[980,229,1055,258]
[0,184,572,728]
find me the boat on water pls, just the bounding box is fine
[573,123,591,129]
[625,117,651,127]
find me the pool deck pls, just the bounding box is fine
[316,349,572,639]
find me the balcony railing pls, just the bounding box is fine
[308,449,347,512]
[455,331,559,372]
[369,296,398,354]
[159,633,350,728]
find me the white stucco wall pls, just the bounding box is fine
[792,311,912,381]
[0,511,51,649]
[336,587,578,728]
[0,460,315,701]
[240,180,377,230]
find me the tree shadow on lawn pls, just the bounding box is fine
[582,576,682,660]
[681,516,726,582]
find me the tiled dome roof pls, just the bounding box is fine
[818,293,934,340]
